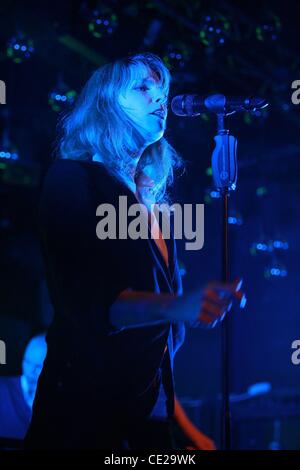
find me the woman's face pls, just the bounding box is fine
[118,64,168,145]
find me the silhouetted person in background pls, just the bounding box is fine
[0,334,46,445]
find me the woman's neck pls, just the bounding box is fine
[93,149,155,200]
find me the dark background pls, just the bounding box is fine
[0,0,299,449]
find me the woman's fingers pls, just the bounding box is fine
[203,300,231,317]
[192,277,246,328]
[199,299,232,324]
[203,287,229,303]
[203,287,234,312]
[198,310,215,325]
[204,287,239,308]
[206,278,246,309]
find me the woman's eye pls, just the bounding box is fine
[138,86,149,92]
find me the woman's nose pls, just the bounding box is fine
[154,92,168,112]
[155,93,165,104]
[153,87,166,104]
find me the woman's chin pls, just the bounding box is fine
[144,129,165,145]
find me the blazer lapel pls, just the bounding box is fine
[118,181,176,293]
[90,161,177,294]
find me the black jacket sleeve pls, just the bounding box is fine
[38,159,122,335]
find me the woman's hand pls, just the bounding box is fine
[175,278,246,328]
[110,279,246,329]
[197,278,246,328]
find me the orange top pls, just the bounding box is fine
[134,190,169,269]
[148,208,169,269]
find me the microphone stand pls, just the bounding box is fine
[211,110,238,451]
[172,92,267,449]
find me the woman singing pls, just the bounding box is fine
[25,52,244,449]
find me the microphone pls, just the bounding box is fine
[171,93,269,116]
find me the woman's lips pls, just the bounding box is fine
[150,112,166,119]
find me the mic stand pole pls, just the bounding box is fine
[211,111,238,450]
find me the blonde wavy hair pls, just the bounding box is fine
[58,52,184,203]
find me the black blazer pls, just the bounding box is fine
[30,158,185,435]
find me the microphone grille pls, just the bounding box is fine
[171,95,186,116]
[171,94,200,116]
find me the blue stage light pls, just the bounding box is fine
[273,239,289,251]
[250,239,275,255]
[49,85,77,112]
[255,14,281,42]
[0,148,19,160]
[163,42,190,71]
[88,7,118,39]
[228,211,243,226]
[7,33,34,63]
[264,263,288,279]
[198,13,230,48]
